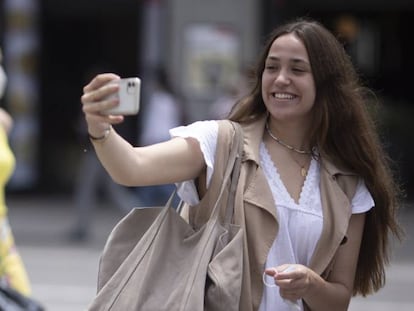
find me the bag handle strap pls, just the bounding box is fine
[223,122,243,225]
[210,121,243,223]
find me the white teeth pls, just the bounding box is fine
[272,93,295,99]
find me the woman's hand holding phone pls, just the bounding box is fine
[81,73,124,139]
[102,77,141,115]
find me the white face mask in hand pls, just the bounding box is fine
[0,65,7,99]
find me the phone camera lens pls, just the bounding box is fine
[127,81,136,94]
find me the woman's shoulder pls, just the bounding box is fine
[170,119,219,138]
[0,108,13,134]
[169,120,219,163]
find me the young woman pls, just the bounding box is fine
[81,18,402,311]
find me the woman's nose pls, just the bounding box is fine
[275,71,290,85]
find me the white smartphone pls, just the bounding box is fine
[103,77,141,115]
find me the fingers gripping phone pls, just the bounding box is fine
[103,77,141,115]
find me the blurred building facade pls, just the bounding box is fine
[0,0,413,198]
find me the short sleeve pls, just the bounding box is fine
[351,178,374,214]
[169,120,218,205]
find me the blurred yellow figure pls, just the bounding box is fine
[0,47,31,296]
[0,109,31,296]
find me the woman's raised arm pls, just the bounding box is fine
[81,73,205,187]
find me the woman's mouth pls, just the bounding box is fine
[271,92,296,100]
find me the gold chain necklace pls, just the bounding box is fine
[265,121,311,177]
[289,151,309,177]
[265,122,312,155]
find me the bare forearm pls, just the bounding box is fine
[91,128,141,186]
[91,127,205,187]
[303,272,351,311]
[304,214,365,310]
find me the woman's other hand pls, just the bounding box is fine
[265,264,312,302]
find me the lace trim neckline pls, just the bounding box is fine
[260,142,319,208]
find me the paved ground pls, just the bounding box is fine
[6,194,414,310]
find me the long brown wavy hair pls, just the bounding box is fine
[228,18,403,296]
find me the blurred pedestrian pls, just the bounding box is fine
[209,67,251,119]
[136,67,183,206]
[68,126,138,242]
[0,47,32,296]
[68,65,138,242]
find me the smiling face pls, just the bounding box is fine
[261,33,316,126]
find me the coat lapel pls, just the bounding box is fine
[240,115,277,220]
[309,159,355,275]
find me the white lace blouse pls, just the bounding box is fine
[170,120,374,311]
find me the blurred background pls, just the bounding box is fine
[0,0,413,310]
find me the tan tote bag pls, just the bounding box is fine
[87,121,244,311]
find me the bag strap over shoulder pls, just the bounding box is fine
[188,120,244,228]
[209,121,243,222]
[223,122,243,225]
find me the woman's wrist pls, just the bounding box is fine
[89,126,112,143]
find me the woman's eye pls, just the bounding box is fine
[265,64,277,70]
[292,68,305,72]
